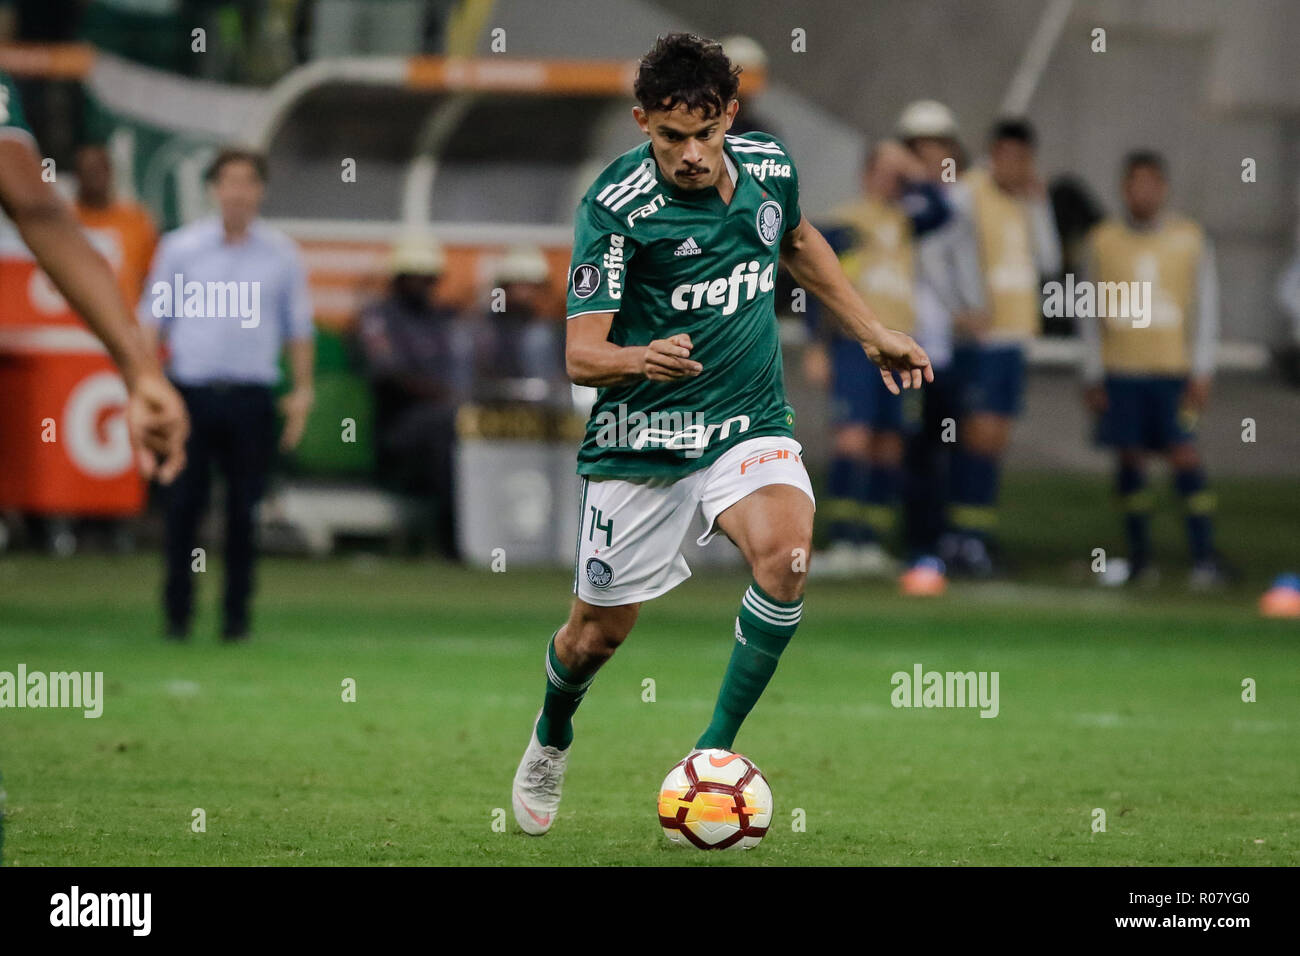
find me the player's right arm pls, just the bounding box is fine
[564,191,700,386]
[565,312,701,385]
[0,106,188,481]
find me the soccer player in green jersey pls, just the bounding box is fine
[512,34,932,835]
[0,71,187,481]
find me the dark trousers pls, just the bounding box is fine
[902,371,962,559]
[164,383,276,632]
[379,400,459,559]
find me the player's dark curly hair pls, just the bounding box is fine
[634,33,741,118]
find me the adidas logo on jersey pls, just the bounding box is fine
[674,237,702,257]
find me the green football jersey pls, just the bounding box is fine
[567,131,802,479]
[0,70,34,140]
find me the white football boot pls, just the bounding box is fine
[511,709,569,835]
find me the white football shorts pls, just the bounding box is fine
[572,435,815,607]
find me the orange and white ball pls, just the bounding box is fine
[657,749,773,850]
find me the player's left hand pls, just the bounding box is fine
[1182,376,1211,412]
[862,328,933,395]
[126,370,190,484]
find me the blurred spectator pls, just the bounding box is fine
[73,142,158,309]
[1079,150,1228,588]
[487,244,565,388]
[896,100,983,582]
[943,117,1061,576]
[720,34,778,140]
[354,234,463,558]
[1046,173,1106,336]
[139,147,316,641]
[806,140,952,580]
[1276,245,1300,387]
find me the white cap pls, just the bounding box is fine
[494,245,550,286]
[897,100,959,139]
[721,34,768,71]
[388,234,445,276]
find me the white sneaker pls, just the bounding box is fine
[511,709,569,835]
[810,541,863,579]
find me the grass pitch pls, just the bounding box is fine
[1,474,1297,866]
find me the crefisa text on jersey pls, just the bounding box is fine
[603,234,626,299]
[742,157,792,180]
[671,259,777,316]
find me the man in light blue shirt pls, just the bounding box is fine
[140,148,315,641]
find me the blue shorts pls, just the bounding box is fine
[953,343,1026,417]
[830,337,911,431]
[1097,374,1196,450]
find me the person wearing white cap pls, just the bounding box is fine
[488,245,565,386]
[893,101,987,589]
[719,34,777,139]
[354,233,464,558]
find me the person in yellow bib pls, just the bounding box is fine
[944,119,1061,576]
[1079,151,1231,588]
[805,141,953,578]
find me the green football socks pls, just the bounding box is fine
[696,582,803,751]
[535,631,593,751]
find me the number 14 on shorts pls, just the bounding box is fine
[589,507,614,547]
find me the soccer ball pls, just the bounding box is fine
[657,749,773,850]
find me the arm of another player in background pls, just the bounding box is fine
[780,216,932,393]
[943,183,991,336]
[916,223,965,318]
[900,180,953,237]
[278,244,316,451]
[1076,235,1107,411]
[280,339,315,451]
[565,311,702,386]
[1028,193,1062,277]
[0,137,189,482]
[1185,237,1220,410]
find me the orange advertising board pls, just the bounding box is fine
[0,248,144,515]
